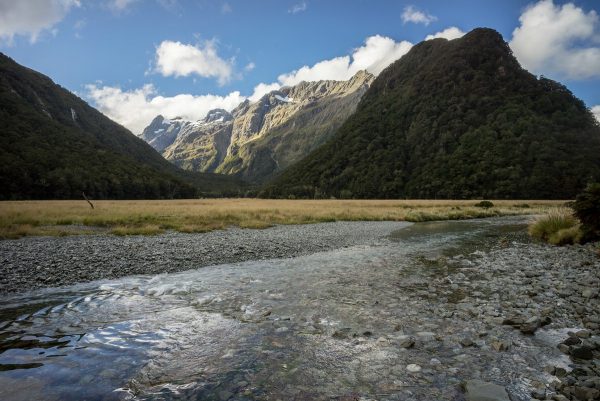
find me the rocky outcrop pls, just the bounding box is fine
[140,115,189,153]
[141,70,374,182]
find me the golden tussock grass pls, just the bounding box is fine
[528,207,583,245]
[0,198,564,239]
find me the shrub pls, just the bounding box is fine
[571,183,600,242]
[475,200,494,208]
[548,225,583,245]
[528,207,579,243]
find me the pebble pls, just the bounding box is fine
[406,364,421,373]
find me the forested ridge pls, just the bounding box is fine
[0,53,241,199]
[263,28,600,199]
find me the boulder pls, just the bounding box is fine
[464,380,510,401]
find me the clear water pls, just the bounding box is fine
[0,217,567,400]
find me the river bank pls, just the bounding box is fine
[0,221,408,294]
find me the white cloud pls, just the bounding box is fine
[85,84,245,135]
[89,28,471,131]
[153,40,234,85]
[107,0,138,12]
[249,82,282,102]
[275,34,413,88]
[221,2,232,14]
[244,62,256,72]
[593,105,600,123]
[425,27,465,41]
[289,2,307,14]
[0,0,80,44]
[401,5,437,25]
[509,0,600,79]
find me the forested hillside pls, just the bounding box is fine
[0,53,241,199]
[263,28,600,199]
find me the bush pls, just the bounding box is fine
[548,225,583,245]
[528,208,580,243]
[475,200,494,208]
[571,183,600,242]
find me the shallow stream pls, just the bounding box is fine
[0,217,573,400]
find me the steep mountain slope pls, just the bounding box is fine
[143,71,373,183]
[263,28,600,200]
[0,53,240,200]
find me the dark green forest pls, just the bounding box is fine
[263,28,600,200]
[0,53,242,200]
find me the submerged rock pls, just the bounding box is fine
[463,380,510,401]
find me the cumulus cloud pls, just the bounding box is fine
[401,5,437,25]
[0,0,80,44]
[89,28,470,130]
[153,40,234,85]
[509,0,600,79]
[221,2,232,14]
[276,35,413,88]
[249,82,282,102]
[289,2,307,14]
[85,83,245,135]
[107,0,139,12]
[425,27,465,41]
[593,106,600,123]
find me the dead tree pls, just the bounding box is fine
[82,192,94,209]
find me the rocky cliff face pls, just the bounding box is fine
[141,70,374,182]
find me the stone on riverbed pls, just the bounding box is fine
[463,380,510,401]
[406,364,421,373]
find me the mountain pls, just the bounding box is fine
[0,53,241,200]
[262,28,600,200]
[142,70,374,183]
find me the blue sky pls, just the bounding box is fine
[1,0,599,133]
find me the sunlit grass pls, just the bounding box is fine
[0,198,564,239]
[528,207,582,245]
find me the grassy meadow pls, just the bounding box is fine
[0,199,565,239]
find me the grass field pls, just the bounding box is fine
[0,199,566,239]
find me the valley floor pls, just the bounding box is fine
[0,198,562,239]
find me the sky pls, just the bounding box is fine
[1,0,600,134]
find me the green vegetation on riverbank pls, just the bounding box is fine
[528,183,600,246]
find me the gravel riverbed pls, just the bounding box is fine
[0,221,408,294]
[0,218,599,401]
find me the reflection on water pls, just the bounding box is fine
[0,217,560,400]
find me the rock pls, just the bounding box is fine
[531,388,546,400]
[563,336,583,346]
[490,340,510,351]
[502,317,524,327]
[332,328,352,339]
[406,364,421,373]
[572,386,600,400]
[430,358,442,366]
[555,367,567,378]
[397,335,415,349]
[571,345,594,360]
[520,322,539,335]
[575,330,591,339]
[461,338,475,347]
[464,380,510,401]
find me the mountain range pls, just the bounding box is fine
[141,70,373,183]
[2,28,599,200]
